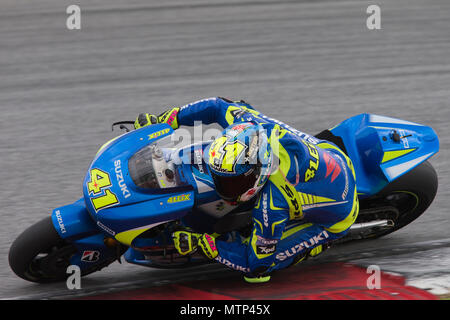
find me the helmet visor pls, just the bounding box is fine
[211,166,260,202]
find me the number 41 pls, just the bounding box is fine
[87,169,119,212]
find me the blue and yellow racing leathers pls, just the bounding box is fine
[176,97,359,276]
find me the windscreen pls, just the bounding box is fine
[128,143,186,190]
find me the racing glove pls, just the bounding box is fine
[172,230,218,259]
[134,107,180,130]
[198,233,219,259]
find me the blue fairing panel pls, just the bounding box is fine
[52,199,119,271]
[330,114,439,196]
[52,198,100,241]
[97,191,195,235]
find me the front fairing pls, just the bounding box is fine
[82,124,195,236]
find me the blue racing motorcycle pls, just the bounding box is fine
[9,114,439,283]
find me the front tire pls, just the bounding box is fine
[9,216,76,283]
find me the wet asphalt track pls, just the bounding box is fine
[1,0,450,299]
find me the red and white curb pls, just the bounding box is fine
[79,262,438,300]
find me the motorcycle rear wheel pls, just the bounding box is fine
[357,160,438,239]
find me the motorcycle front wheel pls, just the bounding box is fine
[9,216,77,283]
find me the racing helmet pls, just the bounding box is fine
[205,122,273,203]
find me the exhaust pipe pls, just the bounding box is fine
[350,219,394,231]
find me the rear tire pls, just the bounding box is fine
[358,160,438,238]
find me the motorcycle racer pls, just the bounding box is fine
[135,97,359,283]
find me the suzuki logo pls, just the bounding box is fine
[324,152,341,183]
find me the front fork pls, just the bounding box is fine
[51,198,123,273]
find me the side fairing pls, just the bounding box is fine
[330,114,439,196]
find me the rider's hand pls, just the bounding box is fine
[134,113,158,129]
[134,107,180,130]
[197,233,219,259]
[172,231,218,259]
[172,230,201,255]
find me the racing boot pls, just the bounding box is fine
[291,243,332,266]
[243,274,271,283]
[243,266,271,283]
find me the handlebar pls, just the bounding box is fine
[112,121,135,132]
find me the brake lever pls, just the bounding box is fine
[112,121,135,132]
